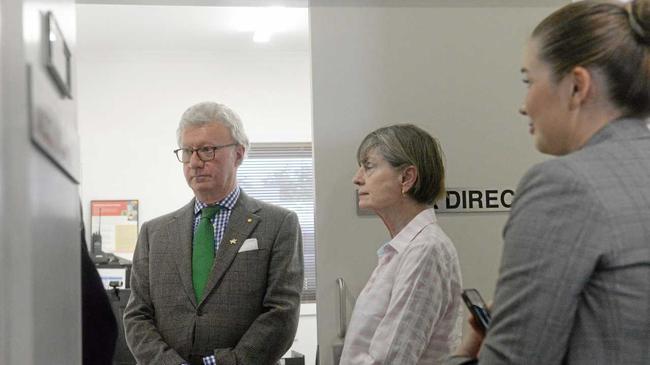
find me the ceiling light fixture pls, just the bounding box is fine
[231,6,303,44]
[253,30,272,43]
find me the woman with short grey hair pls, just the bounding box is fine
[340,123,463,365]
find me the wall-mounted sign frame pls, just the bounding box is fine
[43,11,72,98]
[27,11,80,184]
[90,200,139,255]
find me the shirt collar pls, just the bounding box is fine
[194,186,241,215]
[378,208,437,256]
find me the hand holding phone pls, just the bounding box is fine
[462,288,491,333]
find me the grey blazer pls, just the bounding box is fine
[124,191,304,365]
[447,118,650,365]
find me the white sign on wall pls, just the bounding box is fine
[434,187,515,213]
[356,187,515,216]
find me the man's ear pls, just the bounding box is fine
[568,66,592,110]
[234,145,245,166]
[401,165,418,193]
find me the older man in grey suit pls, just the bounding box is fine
[124,101,303,365]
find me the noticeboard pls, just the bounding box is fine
[90,200,139,254]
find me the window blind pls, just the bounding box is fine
[238,143,316,302]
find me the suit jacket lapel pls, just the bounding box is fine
[169,199,198,307]
[200,192,261,304]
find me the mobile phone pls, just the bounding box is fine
[461,288,491,332]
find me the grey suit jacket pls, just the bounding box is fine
[124,191,304,365]
[447,118,650,365]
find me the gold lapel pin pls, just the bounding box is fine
[229,238,238,245]
[247,218,253,223]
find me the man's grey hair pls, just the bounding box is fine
[176,101,250,151]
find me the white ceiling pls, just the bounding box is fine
[76,4,310,54]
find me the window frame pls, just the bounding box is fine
[237,142,316,302]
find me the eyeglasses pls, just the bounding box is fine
[173,143,238,163]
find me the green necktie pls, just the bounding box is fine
[192,205,220,302]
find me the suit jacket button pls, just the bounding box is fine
[197,310,203,317]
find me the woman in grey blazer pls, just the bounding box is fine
[448,1,650,364]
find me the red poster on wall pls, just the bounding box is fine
[90,200,139,253]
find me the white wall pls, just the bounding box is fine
[76,37,315,363]
[310,2,562,364]
[77,50,312,228]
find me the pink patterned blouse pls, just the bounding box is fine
[340,208,463,365]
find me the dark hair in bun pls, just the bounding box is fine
[629,0,650,44]
[532,0,650,118]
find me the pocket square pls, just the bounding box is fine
[238,238,258,253]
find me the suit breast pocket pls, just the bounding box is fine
[234,248,268,272]
[223,248,269,294]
